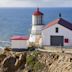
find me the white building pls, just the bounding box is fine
[10,36,29,49]
[42,18,72,47]
[10,8,72,48]
[29,8,72,47]
[29,8,44,45]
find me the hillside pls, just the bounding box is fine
[0,49,72,72]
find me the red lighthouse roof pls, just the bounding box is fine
[33,8,43,16]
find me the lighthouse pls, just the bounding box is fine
[29,8,44,46]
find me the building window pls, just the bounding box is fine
[64,38,69,43]
[56,27,58,33]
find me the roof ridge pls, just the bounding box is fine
[43,18,72,30]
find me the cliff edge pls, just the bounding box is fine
[0,48,72,72]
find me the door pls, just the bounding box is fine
[50,36,64,46]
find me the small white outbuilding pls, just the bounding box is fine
[10,36,29,49]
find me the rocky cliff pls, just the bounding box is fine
[0,48,72,72]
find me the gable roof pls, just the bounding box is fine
[43,18,72,30]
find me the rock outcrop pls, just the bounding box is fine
[0,56,16,72]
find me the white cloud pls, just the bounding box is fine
[0,0,72,7]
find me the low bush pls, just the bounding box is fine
[26,52,44,72]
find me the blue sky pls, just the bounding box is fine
[0,0,72,7]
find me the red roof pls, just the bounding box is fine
[33,8,43,16]
[43,19,59,29]
[11,36,29,40]
[43,18,72,30]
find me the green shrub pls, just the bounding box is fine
[26,52,44,72]
[34,61,44,72]
[28,47,35,51]
[26,55,36,68]
[32,51,39,57]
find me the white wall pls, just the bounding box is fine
[32,15,43,25]
[31,25,43,34]
[29,35,36,42]
[29,34,41,43]
[42,24,72,46]
[32,15,43,34]
[11,40,28,49]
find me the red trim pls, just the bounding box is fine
[64,38,69,43]
[43,18,60,30]
[11,36,29,40]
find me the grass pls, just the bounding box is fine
[26,51,44,72]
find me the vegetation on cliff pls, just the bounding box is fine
[0,48,72,72]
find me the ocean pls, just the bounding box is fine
[0,7,72,41]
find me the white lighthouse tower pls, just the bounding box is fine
[29,8,44,46]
